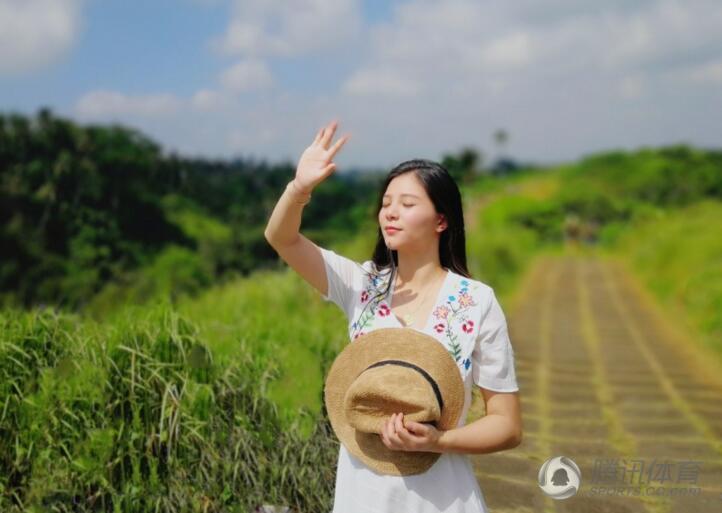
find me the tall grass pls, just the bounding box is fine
[0,305,338,512]
[601,200,722,358]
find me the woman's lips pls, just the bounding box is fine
[385,227,401,234]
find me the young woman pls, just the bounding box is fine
[264,120,522,512]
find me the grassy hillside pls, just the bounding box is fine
[3,143,721,512]
[601,200,722,358]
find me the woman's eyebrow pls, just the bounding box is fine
[382,193,420,199]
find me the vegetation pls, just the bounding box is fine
[0,306,339,512]
[1,107,720,511]
[602,200,722,357]
[0,109,378,313]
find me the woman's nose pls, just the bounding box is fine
[384,203,398,217]
[385,209,398,220]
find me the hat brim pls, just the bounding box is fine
[324,327,465,476]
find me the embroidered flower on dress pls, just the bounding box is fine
[432,305,450,320]
[351,273,484,382]
[349,268,393,339]
[458,292,475,308]
[430,278,482,372]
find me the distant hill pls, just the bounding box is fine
[0,108,380,311]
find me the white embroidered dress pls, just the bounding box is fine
[319,248,520,513]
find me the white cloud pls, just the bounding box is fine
[678,59,722,84]
[75,91,182,118]
[373,1,719,78]
[191,89,235,112]
[0,0,85,76]
[219,58,274,93]
[329,0,722,165]
[65,0,722,168]
[211,0,363,58]
[480,31,533,69]
[618,75,646,99]
[342,68,422,97]
[227,126,277,150]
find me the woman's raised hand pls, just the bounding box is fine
[294,120,351,194]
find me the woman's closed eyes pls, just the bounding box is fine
[382,203,415,208]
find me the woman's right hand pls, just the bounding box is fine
[294,120,351,194]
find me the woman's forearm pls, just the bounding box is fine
[435,414,522,455]
[263,180,312,247]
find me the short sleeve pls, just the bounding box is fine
[472,288,519,392]
[319,247,366,321]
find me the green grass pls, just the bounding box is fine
[465,168,565,302]
[602,199,722,358]
[4,145,720,511]
[0,305,339,512]
[175,265,350,433]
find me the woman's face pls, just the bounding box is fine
[378,172,446,251]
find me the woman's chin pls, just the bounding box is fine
[384,240,406,251]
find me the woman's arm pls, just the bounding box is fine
[382,388,522,455]
[436,389,522,455]
[263,179,314,248]
[264,120,351,297]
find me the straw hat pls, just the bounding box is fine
[324,327,465,476]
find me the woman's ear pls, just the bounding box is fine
[437,214,448,233]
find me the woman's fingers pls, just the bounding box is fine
[321,120,338,149]
[314,126,324,144]
[395,413,405,434]
[321,163,336,177]
[384,414,395,444]
[327,134,350,161]
[394,413,412,444]
[389,413,402,446]
[381,415,392,447]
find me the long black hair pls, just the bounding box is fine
[367,158,471,297]
[346,159,471,338]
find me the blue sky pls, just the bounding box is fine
[2,0,721,170]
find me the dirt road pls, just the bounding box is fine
[471,253,722,513]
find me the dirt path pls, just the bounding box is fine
[470,253,722,513]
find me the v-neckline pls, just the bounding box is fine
[387,268,452,333]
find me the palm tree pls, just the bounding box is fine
[493,128,508,160]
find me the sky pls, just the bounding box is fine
[1,0,721,170]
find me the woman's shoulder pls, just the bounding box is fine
[450,271,493,294]
[360,259,375,272]
[353,260,396,297]
[359,260,393,283]
[448,272,496,308]
[359,259,393,275]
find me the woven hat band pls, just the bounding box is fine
[363,360,444,412]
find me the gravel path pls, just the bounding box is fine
[470,254,722,513]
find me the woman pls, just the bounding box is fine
[264,120,523,512]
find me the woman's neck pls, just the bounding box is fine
[394,252,445,289]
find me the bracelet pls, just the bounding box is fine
[287,180,312,205]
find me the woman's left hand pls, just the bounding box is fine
[380,412,444,453]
